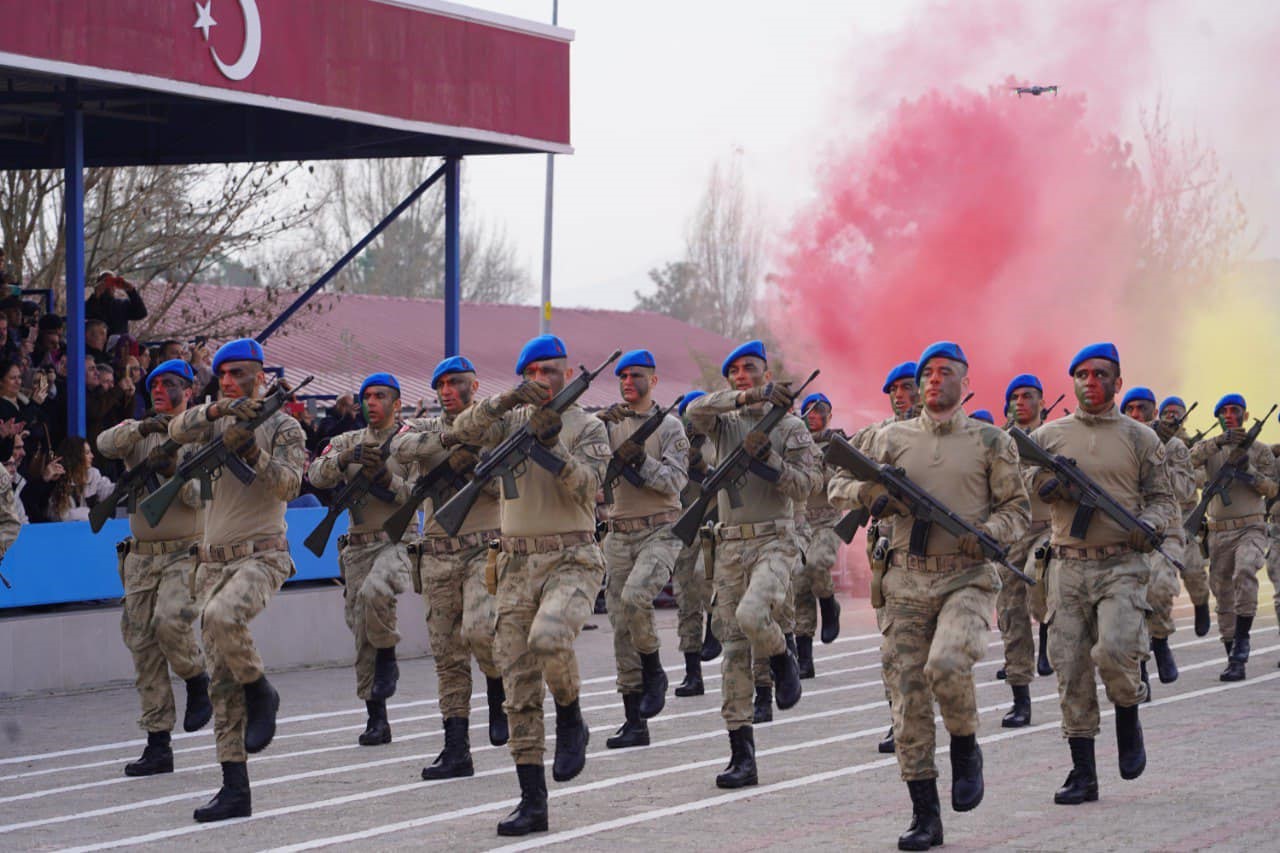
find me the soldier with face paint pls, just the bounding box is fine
[1189,393,1279,681]
[1156,396,1213,636]
[793,392,843,679]
[307,373,414,747]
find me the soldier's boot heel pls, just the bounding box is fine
[1053,737,1098,805]
[796,635,816,679]
[995,667,1007,680]
[1140,661,1152,703]
[770,647,802,710]
[879,725,896,753]
[193,761,251,822]
[1151,636,1178,683]
[1230,615,1253,662]
[1036,623,1054,677]
[486,677,509,746]
[243,676,279,754]
[551,700,589,782]
[699,614,721,662]
[637,651,668,718]
[358,700,392,746]
[183,673,213,733]
[496,763,548,836]
[674,653,704,697]
[1115,704,1146,780]
[370,646,399,701]
[949,734,984,812]
[606,693,650,749]
[1001,684,1031,728]
[1193,602,1212,637]
[125,731,174,777]
[714,726,757,789]
[819,595,841,644]
[898,778,943,851]
[753,685,773,724]
[421,717,473,779]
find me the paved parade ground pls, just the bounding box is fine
[3,593,1279,852]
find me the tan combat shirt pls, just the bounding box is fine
[307,423,412,537]
[603,403,689,520]
[0,466,21,558]
[805,429,842,515]
[1188,438,1278,523]
[98,419,203,542]
[393,410,503,537]
[1007,421,1052,526]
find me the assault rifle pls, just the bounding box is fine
[601,395,686,504]
[1186,419,1220,448]
[433,351,622,537]
[1169,401,1198,432]
[381,440,484,543]
[1040,393,1066,422]
[824,434,1034,584]
[89,437,181,532]
[139,376,314,527]
[672,371,820,546]
[303,431,398,557]
[1183,403,1278,536]
[1004,393,1067,431]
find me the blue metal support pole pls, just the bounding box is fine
[63,79,86,439]
[257,162,448,343]
[443,156,461,357]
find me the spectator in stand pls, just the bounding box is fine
[87,362,129,476]
[119,355,148,420]
[0,314,19,364]
[5,428,30,526]
[86,319,110,364]
[0,358,50,438]
[32,314,64,371]
[85,271,147,336]
[314,393,363,449]
[21,435,114,522]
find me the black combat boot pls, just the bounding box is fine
[714,726,757,789]
[1193,602,1211,637]
[606,693,649,749]
[1001,684,1031,728]
[486,676,509,746]
[674,653,704,697]
[358,700,391,746]
[193,761,251,822]
[1222,617,1251,681]
[371,646,399,700]
[995,667,1007,680]
[700,614,722,661]
[1053,737,1098,804]
[898,778,943,850]
[125,730,174,777]
[1115,704,1146,780]
[819,595,842,644]
[1140,661,1151,703]
[879,704,896,753]
[1151,636,1179,683]
[796,635,816,679]
[242,676,280,754]
[753,685,773,723]
[183,673,213,732]
[949,733,984,812]
[638,650,668,718]
[1037,623,1054,676]
[552,699,589,782]
[770,644,803,710]
[496,763,548,836]
[422,717,473,779]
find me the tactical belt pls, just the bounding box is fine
[1054,543,1131,561]
[714,520,793,541]
[338,530,389,548]
[1207,514,1266,532]
[499,531,596,554]
[803,507,841,526]
[607,510,679,533]
[890,553,985,573]
[198,536,290,563]
[414,529,501,556]
[131,537,197,556]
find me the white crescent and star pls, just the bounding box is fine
[193,0,261,82]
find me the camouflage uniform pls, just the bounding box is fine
[674,435,716,654]
[1176,432,1212,608]
[170,405,306,762]
[829,409,1030,780]
[794,430,841,638]
[0,466,20,558]
[1146,436,1196,640]
[449,397,609,765]
[98,419,205,734]
[685,391,820,730]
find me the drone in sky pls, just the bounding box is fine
[1011,85,1058,97]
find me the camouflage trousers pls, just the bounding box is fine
[119,542,204,733]
[604,525,681,693]
[881,561,997,781]
[1266,523,1280,627]
[1144,536,1185,640]
[418,542,500,719]
[1179,530,1211,607]
[1047,553,1150,739]
[794,520,839,639]
[711,529,798,729]
[1208,523,1267,641]
[753,547,796,689]
[194,549,294,763]
[671,540,710,655]
[340,539,412,701]
[495,541,605,765]
[997,523,1047,687]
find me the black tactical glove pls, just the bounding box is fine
[1218,428,1247,447]
[224,423,259,465]
[220,397,263,422]
[138,415,170,437]
[146,444,178,478]
[498,380,551,412]
[857,482,908,518]
[357,443,385,473]
[528,408,562,446]
[617,439,646,465]
[742,430,773,461]
[597,403,633,424]
[1034,473,1079,504]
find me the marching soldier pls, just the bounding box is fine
[672,390,719,698]
[169,339,307,822]
[444,334,610,837]
[597,349,689,748]
[306,373,414,746]
[97,359,212,776]
[830,342,1030,851]
[794,392,843,678]
[1268,436,1280,653]
[1157,396,1213,636]
[685,340,819,789]
[970,409,994,424]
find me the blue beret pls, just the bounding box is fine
[1120,387,1156,411]
[882,361,917,394]
[678,389,706,416]
[615,349,657,376]
[721,340,767,377]
[359,372,400,397]
[431,356,476,389]
[915,342,967,382]
[800,393,832,415]
[1068,342,1119,376]
[1004,373,1043,405]
[212,338,265,372]
[971,409,995,424]
[1158,396,1185,414]
[515,334,567,375]
[146,358,195,388]
[1214,393,1247,416]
